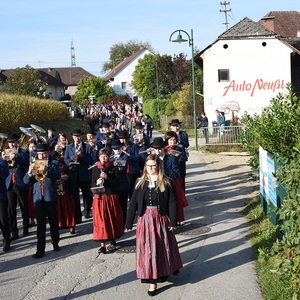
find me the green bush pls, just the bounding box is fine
[241,84,300,297]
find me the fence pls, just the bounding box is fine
[198,125,245,146]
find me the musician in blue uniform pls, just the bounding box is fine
[3,133,30,240]
[24,143,61,259]
[0,157,10,252]
[64,129,94,221]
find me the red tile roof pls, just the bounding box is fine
[39,67,95,86]
[258,11,300,38]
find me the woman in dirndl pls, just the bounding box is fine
[125,154,182,297]
[91,148,124,254]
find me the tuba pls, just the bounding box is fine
[32,159,48,182]
[30,124,47,144]
[19,127,38,149]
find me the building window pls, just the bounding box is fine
[218,69,230,82]
[121,82,127,89]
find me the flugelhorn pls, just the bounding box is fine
[55,142,67,156]
[32,159,48,182]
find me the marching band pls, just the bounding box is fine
[0,110,189,258]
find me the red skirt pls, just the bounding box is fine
[57,194,76,228]
[28,184,35,218]
[136,207,182,280]
[92,193,124,241]
[174,177,188,222]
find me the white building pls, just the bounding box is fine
[104,47,153,102]
[196,11,300,125]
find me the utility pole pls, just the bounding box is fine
[71,39,76,67]
[220,1,231,31]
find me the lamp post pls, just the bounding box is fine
[155,61,160,125]
[169,29,198,151]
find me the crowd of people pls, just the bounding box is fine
[0,102,190,296]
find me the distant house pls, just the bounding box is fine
[0,67,95,100]
[0,68,66,100]
[195,11,300,125]
[104,47,153,102]
[39,67,96,97]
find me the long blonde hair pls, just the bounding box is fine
[135,154,171,192]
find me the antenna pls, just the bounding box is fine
[220,1,231,31]
[71,39,76,67]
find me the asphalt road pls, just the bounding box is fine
[0,135,262,300]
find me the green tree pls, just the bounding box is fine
[132,53,193,100]
[102,40,153,73]
[74,76,115,104]
[4,65,48,98]
[54,71,61,82]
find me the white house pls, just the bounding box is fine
[104,47,153,102]
[195,11,300,125]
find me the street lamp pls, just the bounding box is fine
[169,29,198,151]
[155,61,160,125]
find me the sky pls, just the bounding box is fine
[0,1,299,77]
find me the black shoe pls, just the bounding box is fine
[29,221,36,228]
[69,227,76,234]
[98,246,107,254]
[32,251,44,259]
[23,228,29,237]
[53,245,60,252]
[85,212,92,219]
[3,243,11,252]
[11,233,19,241]
[148,290,157,297]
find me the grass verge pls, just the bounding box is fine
[242,197,299,300]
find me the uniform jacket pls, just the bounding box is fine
[0,158,9,201]
[110,152,129,191]
[125,179,177,229]
[163,154,180,180]
[178,131,189,162]
[23,159,61,202]
[5,147,29,191]
[64,142,94,181]
[124,142,140,175]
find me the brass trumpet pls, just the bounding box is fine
[32,159,48,182]
[55,142,67,156]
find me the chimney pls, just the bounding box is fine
[297,30,300,38]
